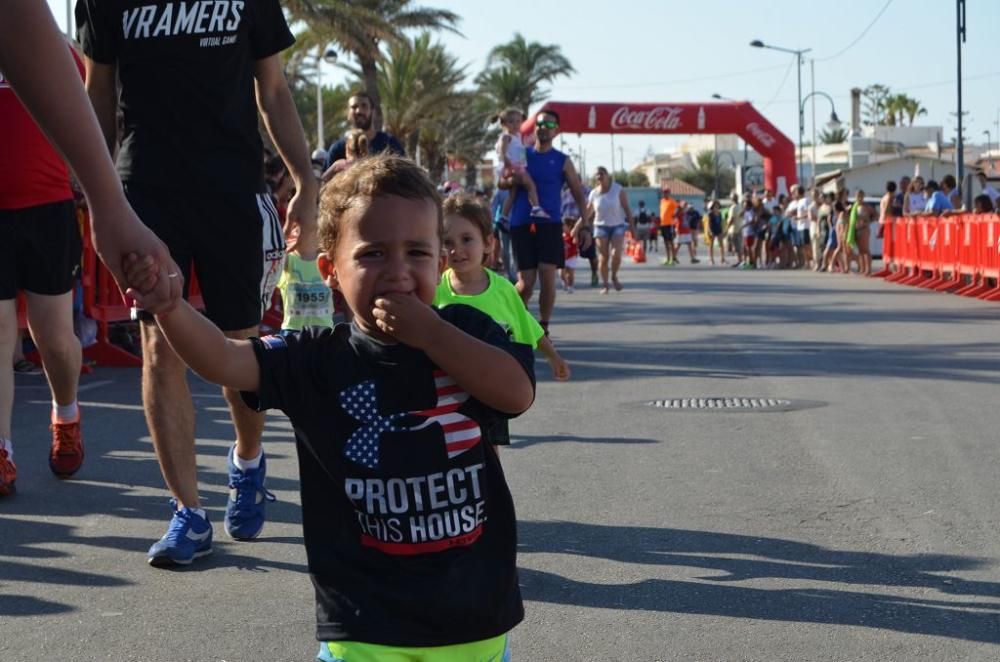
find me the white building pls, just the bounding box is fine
[632,134,761,186]
[814,156,962,196]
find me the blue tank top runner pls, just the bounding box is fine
[509,147,567,228]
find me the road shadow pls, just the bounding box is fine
[553,335,1000,385]
[509,433,659,450]
[3,371,307,616]
[517,520,1000,643]
[549,294,1000,329]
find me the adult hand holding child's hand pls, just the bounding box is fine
[372,294,443,349]
[122,252,175,313]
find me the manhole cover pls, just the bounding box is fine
[645,397,795,412]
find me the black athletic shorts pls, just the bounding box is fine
[511,221,564,270]
[578,229,596,260]
[569,222,596,260]
[660,226,676,241]
[125,183,285,331]
[0,199,81,299]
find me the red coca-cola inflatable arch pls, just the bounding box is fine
[521,101,797,193]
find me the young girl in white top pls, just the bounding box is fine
[495,108,548,221]
[903,176,927,216]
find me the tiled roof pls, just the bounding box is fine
[659,179,706,196]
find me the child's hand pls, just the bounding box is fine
[123,252,174,309]
[372,294,443,349]
[548,354,571,381]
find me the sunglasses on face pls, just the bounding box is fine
[536,120,558,129]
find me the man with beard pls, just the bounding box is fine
[322,92,404,178]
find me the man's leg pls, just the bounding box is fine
[0,299,15,495]
[516,268,537,306]
[502,231,516,281]
[537,263,558,324]
[25,291,81,412]
[26,291,84,477]
[0,300,16,442]
[223,327,265,462]
[141,320,199,507]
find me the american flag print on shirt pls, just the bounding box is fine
[410,370,481,459]
[339,371,481,469]
[340,380,411,470]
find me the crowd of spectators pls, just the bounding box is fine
[639,171,999,277]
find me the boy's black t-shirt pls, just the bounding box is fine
[243,305,534,646]
[75,0,294,193]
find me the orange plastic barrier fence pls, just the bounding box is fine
[878,214,1000,301]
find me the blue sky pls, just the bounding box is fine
[50,0,1000,174]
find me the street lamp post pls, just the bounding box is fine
[712,93,750,193]
[713,134,718,199]
[715,152,738,200]
[956,0,966,192]
[985,130,993,170]
[799,91,841,188]
[750,40,812,187]
[316,46,338,152]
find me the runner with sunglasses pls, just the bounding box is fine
[507,111,589,336]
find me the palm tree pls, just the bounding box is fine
[438,93,497,186]
[819,126,848,144]
[476,33,575,112]
[285,0,460,129]
[475,66,533,113]
[902,96,928,126]
[862,84,891,126]
[884,94,909,127]
[677,150,732,197]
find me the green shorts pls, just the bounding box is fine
[317,633,510,662]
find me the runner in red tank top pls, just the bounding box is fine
[0,44,87,497]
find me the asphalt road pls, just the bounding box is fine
[3,256,999,661]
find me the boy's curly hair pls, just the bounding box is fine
[319,154,443,254]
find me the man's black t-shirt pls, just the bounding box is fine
[75,0,294,193]
[243,306,534,646]
[323,131,405,171]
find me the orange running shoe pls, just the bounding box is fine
[49,416,84,478]
[0,446,16,496]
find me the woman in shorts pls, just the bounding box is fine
[587,167,634,293]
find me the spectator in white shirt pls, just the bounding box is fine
[976,172,999,206]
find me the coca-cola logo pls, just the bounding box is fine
[745,122,776,148]
[610,106,683,131]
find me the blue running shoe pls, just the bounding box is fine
[224,446,275,540]
[147,500,213,567]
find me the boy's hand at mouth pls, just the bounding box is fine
[372,294,443,349]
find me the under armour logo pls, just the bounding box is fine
[340,374,480,469]
[341,381,410,469]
